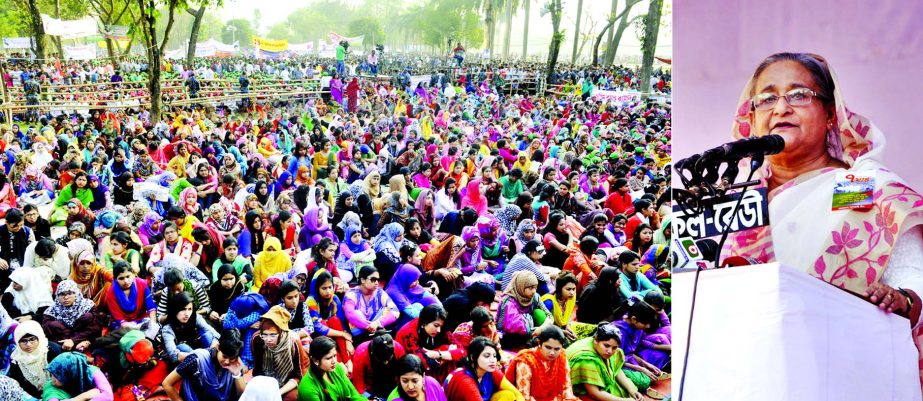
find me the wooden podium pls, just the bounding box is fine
[673,263,921,400]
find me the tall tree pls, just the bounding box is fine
[570,0,582,63]
[639,0,662,97]
[605,0,616,59]
[501,0,516,59]
[50,0,64,57]
[222,18,253,48]
[591,0,640,66]
[544,0,563,83]
[348,17,384,50]
[521,0,529,59]
[481,0,502,59]
[184,1,208,67]
[26,0,45,59]
[137,0,182,121]
[604,0,641,65]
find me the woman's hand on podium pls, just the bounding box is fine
[866,282,910,314]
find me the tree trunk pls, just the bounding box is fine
[27,0,45,60]
[639,0,663,97]
[140,0,178,122]
[502,0,513,59]
[571,0,583,63]
[604,0,617,62]
[52,0,63,57]
[544,0,562,83]
[593,0,637,66]
[521,0,529,60]
[605,0,640,66]
[485,2,496,59]
[186,6,207,69]
[121,35,136,57]
[592,18,616,66]
[105,38,117,59]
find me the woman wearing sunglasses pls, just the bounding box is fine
[343,266,399,346]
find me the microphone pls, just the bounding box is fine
[671,237,703,269]
[695,238,720,262]
[699,134,786,164]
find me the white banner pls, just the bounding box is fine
[592,90,642,103]
[328,32,364,45]
[2,37,34,49]
[289,42,314,55]
[166,40,237,59]
[318,42,336,58]
[194,42,216,57]
[164,49,184,59]
[63,44,97,60]
[41,14,99,39]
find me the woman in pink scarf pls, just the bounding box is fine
[460,179,488,215]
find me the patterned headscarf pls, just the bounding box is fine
[372,223,404,263]
[44,279,94,326]
[494,205,522,238]
[515,219,537,243]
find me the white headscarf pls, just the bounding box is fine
[239,376,282,401]
[6,268,53,314]
[11,320,50,390]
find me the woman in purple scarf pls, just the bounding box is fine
[460,226,496,287]
[298,206,337,250]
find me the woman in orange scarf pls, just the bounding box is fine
[505,326,577,401]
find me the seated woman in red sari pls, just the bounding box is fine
[395,304,465,383]
[444,337,524,401]
[505,326,578,401]
[102,261,156,330]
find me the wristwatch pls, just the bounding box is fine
[898,288,914,313]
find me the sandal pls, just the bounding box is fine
[646,388,666,400]
[657,371,672,380]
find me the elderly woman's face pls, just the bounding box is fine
[750,60,832,161]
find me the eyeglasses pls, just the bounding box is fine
[750,88,820,111]
[367,277,381,283]
[534,248,546,253]
[260,332,279,340]
[18,336,38,345]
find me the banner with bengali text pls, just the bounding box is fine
[63,44,97,60]
[253,37,289,52]
[2,37,34,49]
[591,90,643,103]
[41,14,99,39]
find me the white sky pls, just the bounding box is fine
[217,0,672,61]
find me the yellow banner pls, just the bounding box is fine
[253,37,289,52]
[97,39,131,49]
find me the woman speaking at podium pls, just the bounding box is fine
[723,53,923,331]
